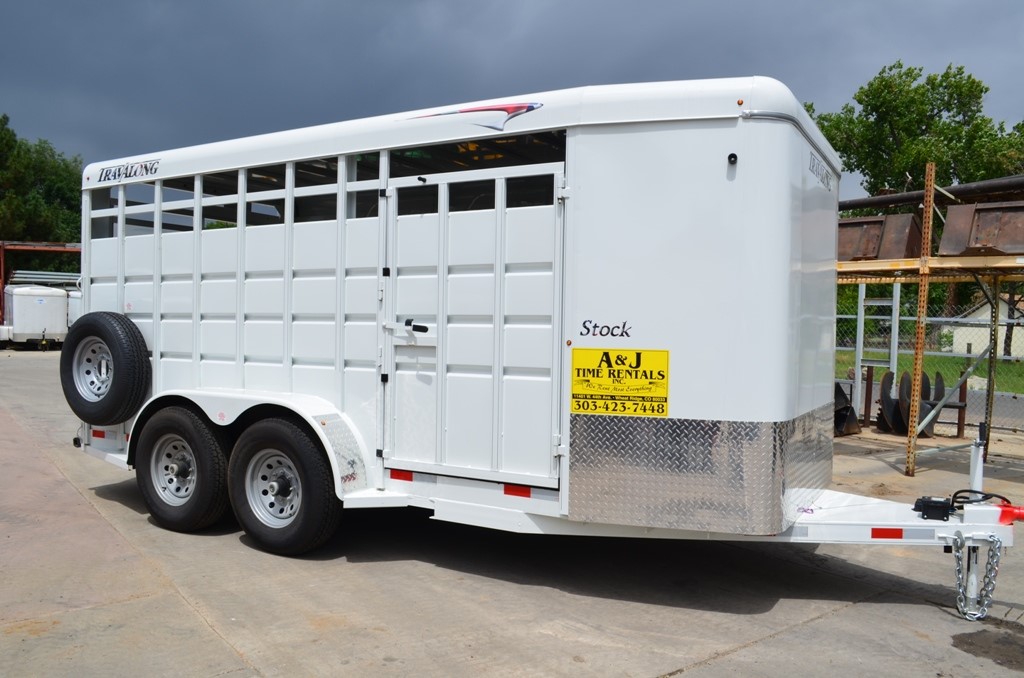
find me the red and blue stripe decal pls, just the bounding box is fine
[415,103,542,130]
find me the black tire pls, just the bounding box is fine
[228,418,341,556]
[60,312,151,426]
[135,407,230,532]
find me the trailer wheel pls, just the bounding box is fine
[228,418,341,556]
[136,407,229,531]
[60,312,151,426]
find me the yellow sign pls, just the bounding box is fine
[571,348,669,418]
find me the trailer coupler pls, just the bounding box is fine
[1000,504,1024,524]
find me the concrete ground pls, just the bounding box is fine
[1,349,1023,677]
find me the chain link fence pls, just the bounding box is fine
[836,281,1024,438]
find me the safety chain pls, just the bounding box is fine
[952,532,1003,621]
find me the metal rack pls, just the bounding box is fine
[837,166,1024,475]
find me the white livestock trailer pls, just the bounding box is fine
[62,77,1019,618]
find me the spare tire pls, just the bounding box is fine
[60,312,151,426]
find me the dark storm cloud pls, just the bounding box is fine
[2,1,1021,198]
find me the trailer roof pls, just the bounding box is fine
[83,77,838,189]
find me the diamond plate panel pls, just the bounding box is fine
[568,404,832,534]
[779,404,833,525]
[315,413,370,494]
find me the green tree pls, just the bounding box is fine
[811,63,1024,356]
[809,61,1024,196]
[0,114,82,271]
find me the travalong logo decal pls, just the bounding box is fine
[415,103,542,131]
[97,159,161,182]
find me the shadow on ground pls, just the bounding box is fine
[87,472,1023,622]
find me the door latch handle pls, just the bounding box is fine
[404,319,428,333]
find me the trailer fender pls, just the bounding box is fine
[129,390,372,498]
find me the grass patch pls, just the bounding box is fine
[835,350,1024,394]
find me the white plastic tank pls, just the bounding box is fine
[67,290,83,326]
[3,285,69,343]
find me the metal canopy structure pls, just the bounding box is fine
[837,167,1024,475]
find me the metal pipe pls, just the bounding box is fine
[890,283,901,377]
[839,174,1024,212]
[914,441,975,456]
[863,365,874,426]
[985,278,999,459]
[969,423,986,493]
[853,283,866,417]
[915,345,991,435]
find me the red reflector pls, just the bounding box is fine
[504,484,531,498]
[91,429,106,439]
[389,469,414,482]
[871,527,903,540]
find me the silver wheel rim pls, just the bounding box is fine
[150,433,197,507]
[245,449,301,528]
[72,337,113,402]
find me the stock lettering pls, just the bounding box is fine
[579,320,632,338]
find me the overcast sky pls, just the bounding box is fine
[2,1,1022,199]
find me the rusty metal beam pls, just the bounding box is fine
[905,163,936,477]
[0,241,82,252]
[837,273,1024,285]
[838,255,1024,277]
[839,174,1024,212]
